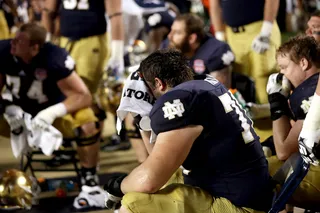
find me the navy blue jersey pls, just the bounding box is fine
[59,0,106,40]
[0,40,74,117]
[150,75,272,211]
[190,36,234,75]
[134,0,166,8]
[289,73,319,121]
[221,0,264,27]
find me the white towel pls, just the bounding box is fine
[116,71,157,143]
[4,110,63,158]
[26,118,63,156]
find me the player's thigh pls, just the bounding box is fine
[53,108,98,139]
[289,164,320,208]
[0,117,10,138]
[60,35,109,94]
[122,183,260,213]
[267,155,320,208]
[122,184,213,213]
[0,10,10,40]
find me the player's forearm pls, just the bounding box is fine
[41,0,58,37]
[263,0,279,23]
[4,0,18,17]
[106,0,124,41]
[121,161,163,194]
[41,11,54,34]
[62,92,92,114]
[209,0,224,32]
[273,116,293,160]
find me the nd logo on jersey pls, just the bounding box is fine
[162,99,185,120]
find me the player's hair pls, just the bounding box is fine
[175,13,205,43]
[277,35,320,68]
[20,23,46,48]
[139,48,194,88]
[311,10,320,18]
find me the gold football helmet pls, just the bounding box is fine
[0,169,38,210]
[96,73,124,115]
[96,39,147,115]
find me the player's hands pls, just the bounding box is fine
[106,40,125,81]
[4,105,25,131]
[252,21,273,54]
[33,103,67,127]
[266,73,292,98]
[103,174,127,210]
[267,73,292,120]
[299,128,320,166]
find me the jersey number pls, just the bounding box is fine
[6,76,48,104]
[218,92,255,144]
[63,0,89,10]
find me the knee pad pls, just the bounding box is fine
[75,130,101,147]
[92,104,107,122]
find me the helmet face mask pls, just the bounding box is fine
[0,170,38,210]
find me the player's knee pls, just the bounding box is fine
[75,122,101,147]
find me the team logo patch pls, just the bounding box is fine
[300,96,314,114]
[221,50,235,66]
[193,59,205,74]
[34,68,47,81]
[162,99,185,120]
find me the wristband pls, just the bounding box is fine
[111,40,124,60]
[268,93,291,120]
[104,174,127,197]
[260,21,273,37]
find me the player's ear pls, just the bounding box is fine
[30,44,40,56]
[189,33,197,44]
[154,77,166,91]
[299,58,310,71]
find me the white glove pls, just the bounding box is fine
[252,21,273,54]
[266,73,292,97]
[4,105,25,131]
[215,31,226,42]
[33,103,67,128]
[106,40,125,80]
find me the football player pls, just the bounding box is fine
[168,13,234,88]
[294,11,320,165]
[41,0,124,125]
[0,23,107,210]
[209,0,281,105]
[104,49,274,213]
[267,36,320,207]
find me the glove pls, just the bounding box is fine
[106,40,125,81]
[266,73,292,120]
[32,103,67,128]
[266,73,292,97]
[4,105,25,132]
[103,174,127,210]
[252,21,273,54]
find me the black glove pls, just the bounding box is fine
[103,174,127,210]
